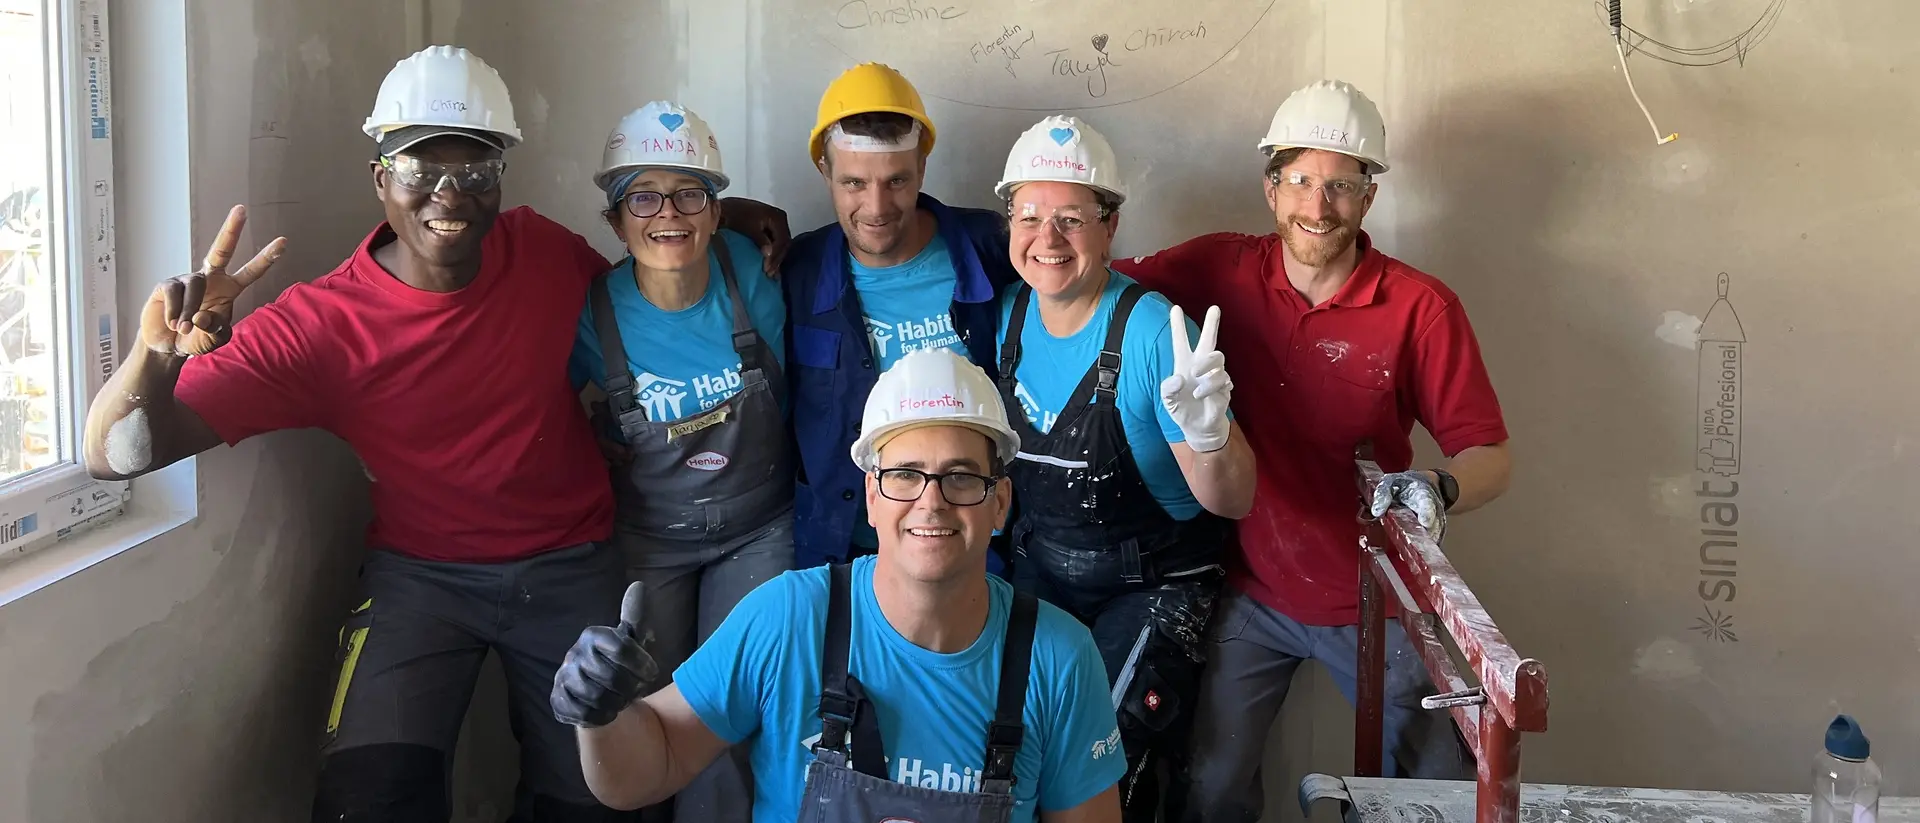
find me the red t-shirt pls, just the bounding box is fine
[175,206,616,563]
[1114,232,1508,626]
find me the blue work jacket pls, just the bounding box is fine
[782,193,1019,569]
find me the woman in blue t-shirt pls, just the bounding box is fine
[568,101,792,822]
[989,115,1258,823]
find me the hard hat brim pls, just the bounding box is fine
[1257,141,1389,175]
[852,418,1019,474]
[380,125,511,156]
[593,164,732,195]
[809,107,938,163]
[994,178,1128,205]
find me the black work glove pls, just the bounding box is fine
[551,582,659,728]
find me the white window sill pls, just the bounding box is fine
[0,456,198,608]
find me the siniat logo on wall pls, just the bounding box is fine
[1688,272,1744,644]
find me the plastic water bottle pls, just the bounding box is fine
[1812,715,1881,823]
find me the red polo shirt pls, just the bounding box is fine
[175,206,616,563]
[1114,231,1507,626]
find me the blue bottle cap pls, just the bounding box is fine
[1826,715,1871,760]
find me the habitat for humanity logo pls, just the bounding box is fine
[865,313,962,362]
[633,365,746,420]
[1013,383,1059,433]
[1688,273,1743,644]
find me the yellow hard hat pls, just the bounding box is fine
[809,63,937,162]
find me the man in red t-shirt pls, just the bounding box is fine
[1112,80,1514,822]
[79,46,786,823]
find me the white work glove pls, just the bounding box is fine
[1159,305,1233,454]
[1369,472,1447,543]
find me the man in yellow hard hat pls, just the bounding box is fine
[782,63,1022,574]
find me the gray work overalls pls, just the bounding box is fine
[590,238,793,543]
[590,238,795,822]
[802,562,1039,823]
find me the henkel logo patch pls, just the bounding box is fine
[685,451,729,471]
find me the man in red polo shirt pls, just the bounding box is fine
[1113,79,1513,822]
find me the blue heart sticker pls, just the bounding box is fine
[658,113,686,133]
[1049,128,1074,146]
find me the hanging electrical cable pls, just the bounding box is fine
[1611,0,1680,145]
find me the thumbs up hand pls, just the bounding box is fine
[1160,305,1233,453]
[552,582,660,728]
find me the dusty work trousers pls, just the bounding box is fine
[1177,588,1471,823]
[623,512,795,823]
[313,541,632,823]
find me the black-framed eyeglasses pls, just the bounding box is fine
[875,467,1000,507]
[624,188,712,219]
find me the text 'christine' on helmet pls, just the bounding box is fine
[1257,79,1389,174]
[993,115,1126,205]
[595,102,730,193]
[809,62,937,163]
[364,45,522,149]
[851,349,1020,474]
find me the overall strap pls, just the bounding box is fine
[997,284,1032,383]
[713,238,786,400]
[981,591,1040,794]
[818,563,888,779]
[590,273,643,421]
[1095,284,1148,402]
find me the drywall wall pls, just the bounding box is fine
[454,0,1920,819]
[0,0,390,819]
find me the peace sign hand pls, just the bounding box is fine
[1159,304,1233,453]
[139,205,288,358]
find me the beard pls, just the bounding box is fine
[1278,214,1359,267]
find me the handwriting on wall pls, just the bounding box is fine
[815,1,1278,110]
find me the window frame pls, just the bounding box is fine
[0,0,132,566]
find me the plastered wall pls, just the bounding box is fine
[449,0,1919,819]
[7,0,1913,820]
[0,0,391,819]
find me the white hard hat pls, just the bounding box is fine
[1256,80,1388,174]
[993,115,1127,205]
[851,349,1019,473]
[363,45,522,153]
[595,101,730,193]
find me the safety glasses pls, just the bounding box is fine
[380,155,508,195]
[1008,203,1110,236]
[1268,170,1372,204]
[624,188,713,219]
[875,467,1000,507]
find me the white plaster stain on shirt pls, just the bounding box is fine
[1655,311,1703,349]
[1316,339,1351,363]
[298,35,332,77]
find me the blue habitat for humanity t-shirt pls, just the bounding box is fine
[996,271,1223,520]
[675,555,1126,823]
[850,231,972,549]
[851,232,969,371]
[570,229,786,428]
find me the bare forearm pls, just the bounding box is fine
[82,347,215,480]
[578,700,682,810]
[1177,421,1257,519]
[1431,442,1511,515]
